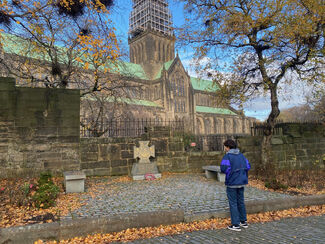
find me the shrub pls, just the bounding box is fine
[265,178,288,190]
[32,172,60,209]
[33,183,59,208]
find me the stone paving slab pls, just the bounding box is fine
[63,174,292,220]
[123,215,325,244]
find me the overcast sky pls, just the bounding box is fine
[110,0,308,121]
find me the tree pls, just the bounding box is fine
[0,1,143,136]
[178,0,325,175]
[278,105,313,121]
[0,0,119,94]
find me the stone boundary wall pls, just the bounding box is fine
[0,77,80,177]
[80,127,223,177]
[237,123,325,171]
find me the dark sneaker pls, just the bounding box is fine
[240,221,248,228]
[227,225,241,231]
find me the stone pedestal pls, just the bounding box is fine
[132,141,161,180]
[131,163,161,180]
[63,171,86,193]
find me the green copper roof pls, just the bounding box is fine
[112,61,148,80]
[190,77,219,92]
[1,32,66,63]
[155,59,175,79]
[1,32,148,79]
[83,95,161,107]
[196,106,236,115]
[117,97,160,107]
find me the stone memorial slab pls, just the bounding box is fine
[63,171,86,193]
[131,141,161,180]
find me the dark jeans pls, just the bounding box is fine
[226,187,247,226]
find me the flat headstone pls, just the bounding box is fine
[63,171,86,193]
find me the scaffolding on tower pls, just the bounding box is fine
[129,0,173,38]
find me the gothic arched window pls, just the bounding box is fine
[170,72,185,97]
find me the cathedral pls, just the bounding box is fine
[0,0,255,136]
[108,0,255,135]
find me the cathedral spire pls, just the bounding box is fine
[129,0,173,39]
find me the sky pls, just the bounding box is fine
[110,0,308,121]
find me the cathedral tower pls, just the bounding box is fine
[128,0,175,79]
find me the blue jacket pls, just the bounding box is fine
[220,149,251,186]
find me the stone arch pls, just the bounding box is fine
[132,47,136,63]
[135,45,139,63]
[225,118,233,134]
[155,116,162,124]
[204,118,212,135]
[196,117,204,135]
[233,119,238,134]
[246,120,251,134]
[158,40,162,61]
[163,44,166,62]
[130,47,133,62]
[214,118,219,134]
[154,40,158,60]
[124,111,135,137]
[237,119,242,133]
[221,118,225,134]
[167,44,170,60]
[208,117,214,134]
[140,42,144,62]
[145,87,150,99]
[155,85,159,99]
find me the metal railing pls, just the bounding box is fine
[250,121,324,136]
[187,134,246,152]
[80,118,184,138]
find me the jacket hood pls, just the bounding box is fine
[227,148,240,154]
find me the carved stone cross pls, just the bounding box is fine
[134,141,155,164]
[132,141,160,180]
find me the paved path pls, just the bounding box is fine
[63,174,292,220]
[123,215,325,243]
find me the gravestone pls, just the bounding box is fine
[131,141,161,180]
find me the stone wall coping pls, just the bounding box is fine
[0,209,184,244]
[202,165,221,172]
[63,171,86,180]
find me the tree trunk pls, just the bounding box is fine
[260,84,280,178]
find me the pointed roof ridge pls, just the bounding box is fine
[190,77,220,93]
[154,58,176,79]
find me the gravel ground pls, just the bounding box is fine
[63,174,292,220]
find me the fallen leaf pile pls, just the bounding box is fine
[0,177,86,228]
[34,205,325,244]
[0,176,134,228]
[1,173,324,232]
[248,176,325,195]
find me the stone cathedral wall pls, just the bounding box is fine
[0,77,80,177]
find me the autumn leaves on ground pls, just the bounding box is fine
[33,205,325,244]
[0,173,324,243]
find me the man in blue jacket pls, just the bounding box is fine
[220,139,251,231]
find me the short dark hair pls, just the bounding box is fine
[223,139,237,149]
